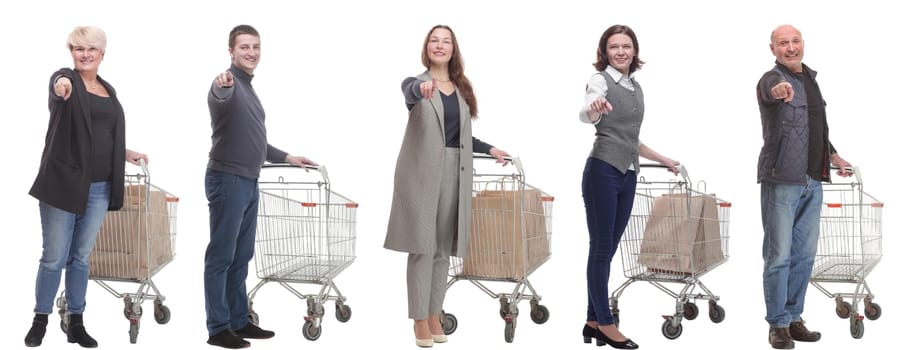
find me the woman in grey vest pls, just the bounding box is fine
[578,24,679,349]
[384,25,510,348]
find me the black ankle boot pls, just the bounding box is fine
[24,314,48,347]
[67,314,98,348]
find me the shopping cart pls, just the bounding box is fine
[810,166,883,339]
[610,164,731,340]
[247,164,357,341]
[444,155,554,343]
[57,159,179,344]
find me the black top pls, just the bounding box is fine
[441,91,492,153]
[798,71,833,181]
[89,93,117,182]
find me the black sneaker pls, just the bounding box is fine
[234,323,275,339]
[207,329,250,349]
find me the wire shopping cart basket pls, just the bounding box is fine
[57,160,178,344]
[247,164,357,341]
[610,164,731,340]
[810,166,883,339]
[444,155,554,343]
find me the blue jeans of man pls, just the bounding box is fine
[761,176,822,328]
[582,158,636,325]
[204,169,259,336]
[34,181,111,315]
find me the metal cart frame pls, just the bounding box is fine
[443,155,554,343]
[246,164,357,341]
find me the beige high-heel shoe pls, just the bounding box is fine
[432,334,447,343]
[414,323,434,348]
[415,338,434,348]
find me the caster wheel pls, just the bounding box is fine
[154,305,171,325]
[530,305,550,324]
[302,320,322,341]
[682,302,699,320]
[708,303,726,323]
[865,302,881,321]
[661,319,683,340]
[442,312,458,335]
[335,304,352,323]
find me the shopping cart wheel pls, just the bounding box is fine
[335,304,352,323]
[835,301,852,319]
[302,320,322,341]
[850,318,864,339]
[530,305,550,324]
[248,311,260,326]
[661,319,683,340]
[441,312,458,335]
[504,320,516,343]
[708,303,725,323]
[682,303,699,320]
[58,307,68,334]
[129,320,140,344]
[154,304,171,325]
[865,302,882,321]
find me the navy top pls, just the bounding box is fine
[441,90,492,153]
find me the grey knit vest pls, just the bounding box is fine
[589,73,644,174]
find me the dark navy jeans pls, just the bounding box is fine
[582,157,636,325]
[204,169,259,335]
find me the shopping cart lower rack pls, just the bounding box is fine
[58,160,178,344]
[611,164,731,340]
[444,156,554,343]
[246,164,357,341]
[810,166,883,339]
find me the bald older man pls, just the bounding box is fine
[755,24,852,349]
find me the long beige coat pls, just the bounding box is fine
[384,72,474,257]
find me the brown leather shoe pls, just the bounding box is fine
[789,320,821,342]
[768,327,795,349]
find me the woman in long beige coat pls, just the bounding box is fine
[384,25,509,348]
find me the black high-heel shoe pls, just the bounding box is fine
[593,326,639,350]
[582,324,605,346]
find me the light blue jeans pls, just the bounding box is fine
[761,176,822,328]
[33,181,111,314]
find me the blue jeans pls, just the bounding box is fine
[204,169,259,336]
[761,176,822,328]
[582,158,636,325]
[34,181,111,314]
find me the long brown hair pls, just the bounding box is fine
[421,25,478,118]
[593,24,645,73]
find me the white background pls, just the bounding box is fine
[1,0,903,349]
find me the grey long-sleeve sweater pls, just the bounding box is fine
[207,65,287,179]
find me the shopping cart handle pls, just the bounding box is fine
[473,154,524,175]
[639,163,690,184]
[261,163,329,182]
[262,163,319,171]
[830,165,861,183]
[137,158,149,177]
